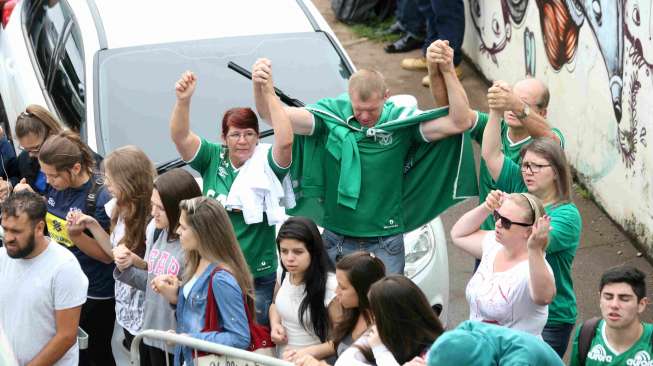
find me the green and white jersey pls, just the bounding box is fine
[496,157,582,325]
[311,114,424,237]
[469,111,565,230]
[570,320,653,366]
[187,138,289,278]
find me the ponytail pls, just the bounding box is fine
[38,131,95,175]
[16,104,63,139]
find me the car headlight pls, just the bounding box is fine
[404,224,435,278]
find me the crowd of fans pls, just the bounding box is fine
[0,26,650,366]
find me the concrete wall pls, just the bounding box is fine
[462,0,653,252]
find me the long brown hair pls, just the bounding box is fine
[359,276,444,364]
[520,138,572,204]
[38,131,95,175]
[104,146,154,256]
[153,168,201,242]
[331,252,386,348]
[179,197,255,311]
[15,104,63,140]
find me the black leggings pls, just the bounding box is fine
[79,298,116,366]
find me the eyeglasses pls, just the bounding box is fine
[19,141,43,154]
[520,161,551,174]
[493,210,532,230]
[226,131,257,141]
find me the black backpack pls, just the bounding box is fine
[576,317,653,366]
[331,0,395,24]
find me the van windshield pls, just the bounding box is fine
[95,31,351,166]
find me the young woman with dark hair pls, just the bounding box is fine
[152,197,253,366]
[270,216,338,361]
[113,168,202,365]
[170,66,293,326]
[482,103,582,357]
[334,275,444,365]
[12,130,115,365]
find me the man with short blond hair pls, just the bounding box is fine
[253,40,476,274]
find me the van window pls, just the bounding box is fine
[25,0,84,131]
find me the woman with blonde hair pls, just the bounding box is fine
[67,145,156,359]
[152,197,252,366]
[451,191,556,336]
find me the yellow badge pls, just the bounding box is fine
[46,212,74,247]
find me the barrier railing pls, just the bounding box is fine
[130,329,293,366]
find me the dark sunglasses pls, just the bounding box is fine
[493,210,532,230]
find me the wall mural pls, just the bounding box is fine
[470,0,652,169]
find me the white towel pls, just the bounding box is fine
[225,143,295,225]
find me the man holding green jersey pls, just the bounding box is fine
[570,266,651,366]
[253,40,476,274]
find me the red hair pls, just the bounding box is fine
[221,107,259,137]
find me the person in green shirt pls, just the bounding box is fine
[482,82,582,358]
[168,63,294,326]
[253,40,473,275]
[468,78,564,271]
[569,266,651,366]
[425,320,564,366]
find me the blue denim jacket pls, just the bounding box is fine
[174,264,250,365]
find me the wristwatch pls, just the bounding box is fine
[516,103,530,120]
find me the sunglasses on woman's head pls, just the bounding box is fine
[493,210,532,230]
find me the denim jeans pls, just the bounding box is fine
[322,229,405,274]
[254,272,276,327]
[542,322,575,359]
[417,0,465,65]
[396,0,425,39]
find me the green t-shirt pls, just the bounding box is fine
[496,157,582,325]
[310,114,425,237]
[188,138,289,278]
[569,320,653,366]
[470,111,565,230]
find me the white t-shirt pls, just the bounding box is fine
[465,231,550,336]
[107,199,145,335]
[0,241,88,366]
[275,270,337,354]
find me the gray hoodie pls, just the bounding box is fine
[115,221,184,350]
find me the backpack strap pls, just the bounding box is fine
[578,317,601,366]
[83,172,104,217]
[202,266,223,333]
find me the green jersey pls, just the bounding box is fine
[287,93,479,237]
[469,111,565,230]
[311,113,423,236]
[569,320,653,366]
[496,157,582,325]
[188,138,289,278]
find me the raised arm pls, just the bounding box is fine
[421,40,473,141]
[170,71,201,161]
[450,190,502,259]
[527,216,556,305]
[482,83,508,180]
[489,83,559,143]
[252,60,315,136]
[252,59,293,167]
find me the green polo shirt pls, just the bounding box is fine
[311,115,424,237]
[569,320,653,366]
[496,157,582,325]
[188,138,289,278]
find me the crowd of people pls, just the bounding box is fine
[0,34,650,366]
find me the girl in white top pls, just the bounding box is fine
[269,217,340,361]
[68,146,155,357]
[451,190,556,336]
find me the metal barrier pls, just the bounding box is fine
[130,330,293,366]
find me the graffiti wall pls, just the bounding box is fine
[462,0,653,251]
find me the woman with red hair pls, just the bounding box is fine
[169,60,293,327]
